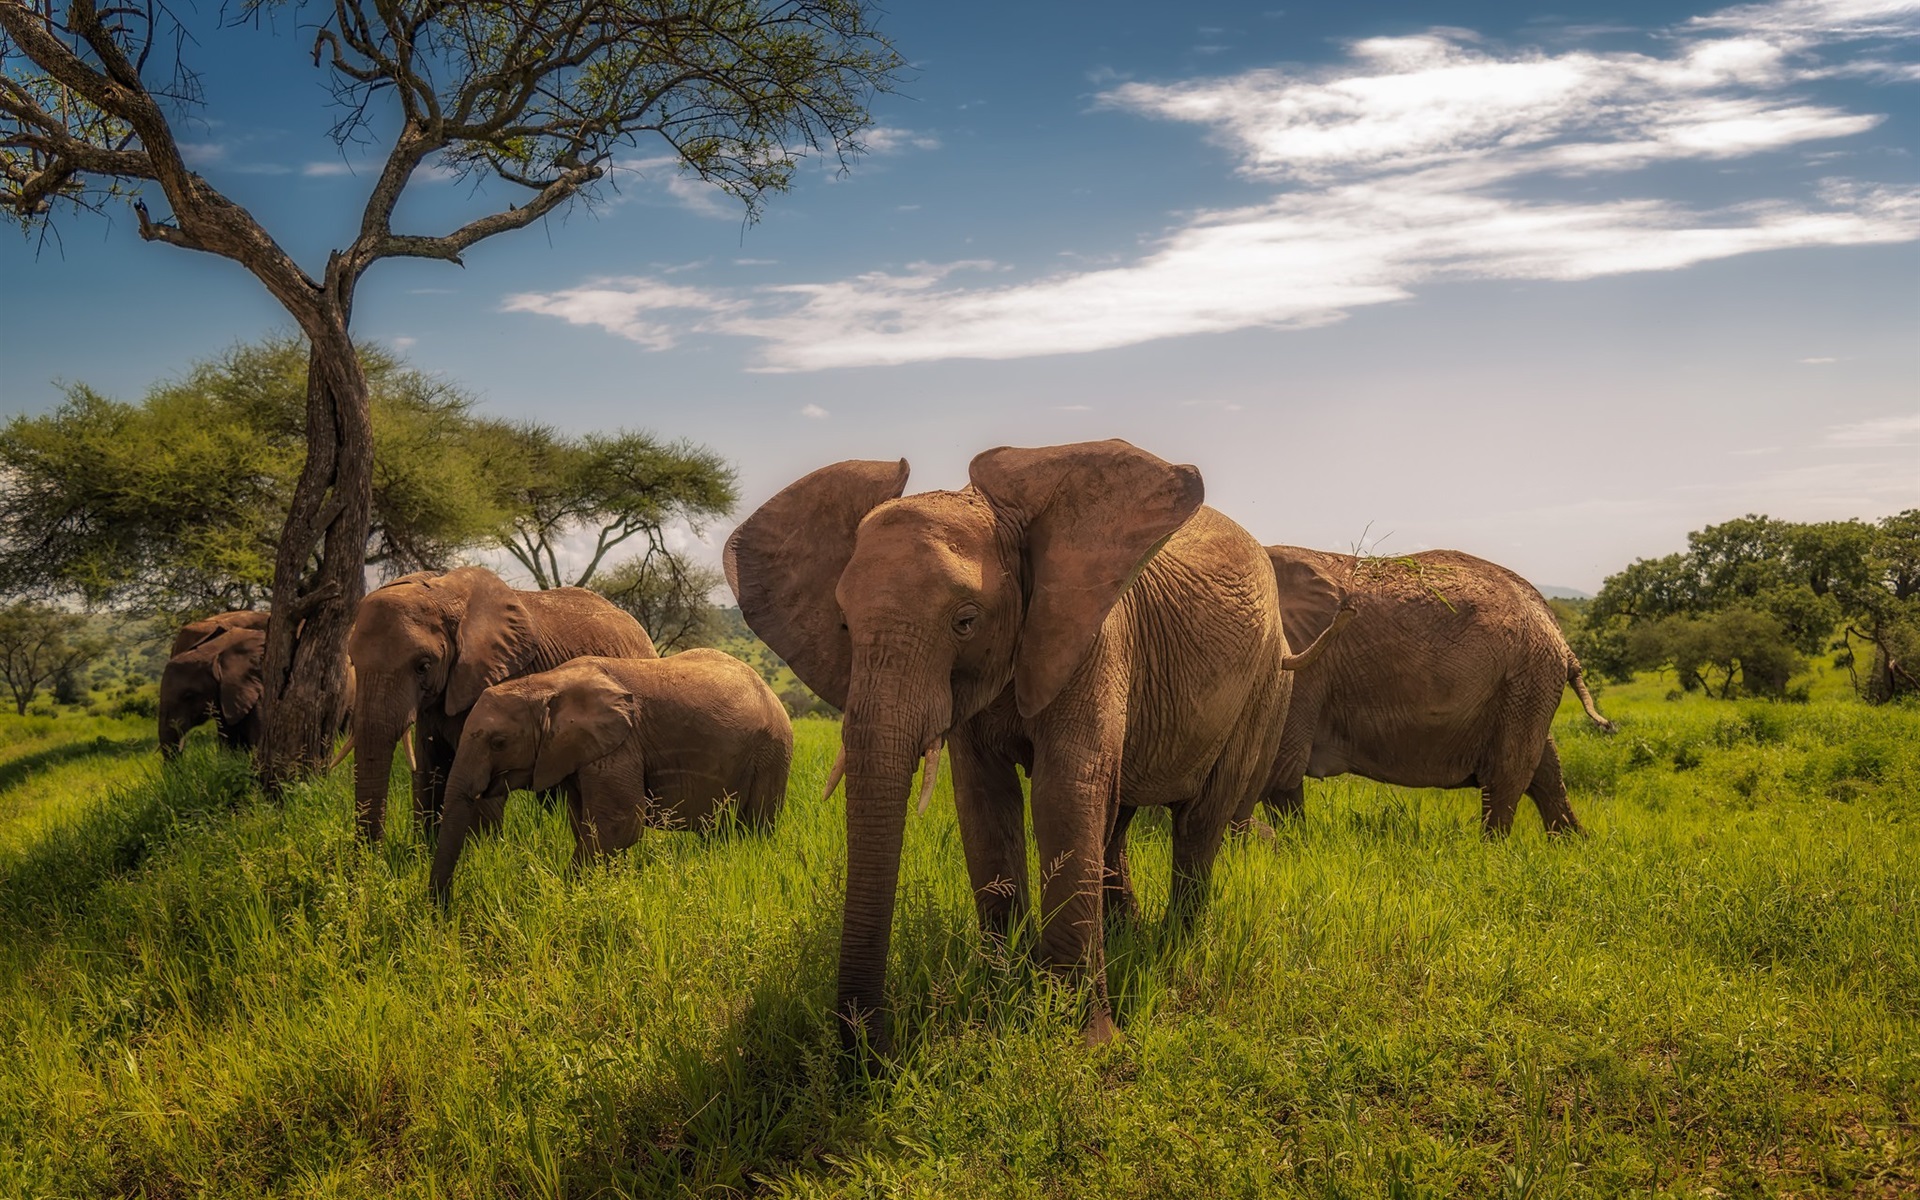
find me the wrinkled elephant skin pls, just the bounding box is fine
[345,566,656,842]
[430,650,793,902]
[727,440,1295,1051]
[1257,547,1614,836]
[159,624,267,759]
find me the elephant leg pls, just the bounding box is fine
[1267,782,1306,820]
[739,740,789,832]
[1257,720,1314,826]
[573,759,646,867]
[413,733,455,835]
[1480,784,1521,837]
[1028,734,1120,1045]
[948,727,1030,941]
[1480,694,1544,838]
[1174,678,1286,923]
[1103,804,1141,928]
[564,782,605,869]
[1525,736,1583,835]
[1168,800,1229,931]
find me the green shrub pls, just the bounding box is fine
[111,686,158,720]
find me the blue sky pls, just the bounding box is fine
[4,0,1917,592]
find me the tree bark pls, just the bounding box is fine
[255,300,373,793]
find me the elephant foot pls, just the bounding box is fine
[837,1004,892,1062]
[1082,1008,1119,1047]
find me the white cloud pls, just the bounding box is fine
[508,0,1920,370]
[863,126,943,153]
[390,336,417,350]
[1824,412,1920,446]
[1799,355,1839,362]
[801,404,830,419]
[500,277,746,351]
[304,161,356,177]
[609,155,738,218]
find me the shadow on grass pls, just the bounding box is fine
[555,910,851,1196]
[0,734,149,795]
[0,746,257,939]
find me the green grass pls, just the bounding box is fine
[0,674,1916,1198]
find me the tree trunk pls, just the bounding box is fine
[255,306,373,793]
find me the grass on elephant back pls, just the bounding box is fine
[0,678,1914,1198]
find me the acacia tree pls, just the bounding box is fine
[0,337,511,617]
[592,553,723,651]
[486,423,736,589]
[1,0,897,789]
[0,600,109,714]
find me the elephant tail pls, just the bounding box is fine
[1567,656,1616,734]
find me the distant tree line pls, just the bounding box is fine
[0,337,737,669]
[1575,512,1919,702]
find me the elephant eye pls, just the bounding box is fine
[951,607,980,638]
[415,657,431,674]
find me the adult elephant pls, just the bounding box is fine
[1256,547,1614,836]
[728,440,1300,1051]
[169,609,270,658]
[158,625,266,759]
[344,566,656,841]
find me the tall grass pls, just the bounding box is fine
[0,681,1915,1197]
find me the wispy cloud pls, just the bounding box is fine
[304,161,356,177]
[801,404,830,419]
[501,277,746,351]
[1798,355,1839,363]
[508,0,1920,370]
[862,125,942,153]
[607,155,738,218]
[1825,412,1920,446]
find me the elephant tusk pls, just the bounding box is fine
[403,724,417,773]
[324,735,354,771]
[821,742,846,802]
[916,739,943,815]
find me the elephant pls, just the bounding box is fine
[727,439,1314,1050]
[169,609,270,658]
[1253,546,1615,836]
[158,624,265,759]
[344,566,656,842]
[428,650,793,903]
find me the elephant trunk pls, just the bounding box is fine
[835,675,950,1055]
[351,696,415,842]
[158,720,185,761]
[429,756,489,906]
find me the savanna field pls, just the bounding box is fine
[0,666,1915,1199]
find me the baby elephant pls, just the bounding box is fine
[429,650,793,904]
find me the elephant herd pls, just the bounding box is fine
[158,438,1611,1051]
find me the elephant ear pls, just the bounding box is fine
[533,668,634,791]
[445,568,536,715]
[970,440,1204,719]
[1269,547,1347,653]
[212,632,266,725]
[724,459,910,710]
[171,620,221,658]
